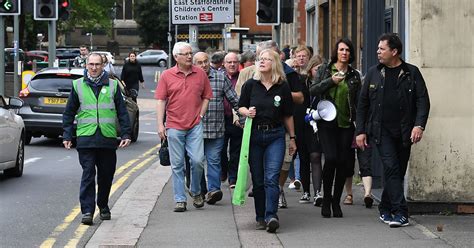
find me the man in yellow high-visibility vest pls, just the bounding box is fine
[62,53,131,225]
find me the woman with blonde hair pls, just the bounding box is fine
[239,49,296,233]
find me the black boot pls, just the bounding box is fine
[321,197,332,218]
[332,197,343,218]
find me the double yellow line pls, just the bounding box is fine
[40,144,160,248]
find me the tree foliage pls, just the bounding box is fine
[62,0,116,34]
[135,0,169,48]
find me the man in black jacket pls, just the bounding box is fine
[355,33,430,228]
[63,53,132,225]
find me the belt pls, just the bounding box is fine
[254,123,281,131]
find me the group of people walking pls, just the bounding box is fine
[157,33,430,233]
[63,33,430,233]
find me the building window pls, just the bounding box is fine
[322,3,329,59]
[125,0,133,20]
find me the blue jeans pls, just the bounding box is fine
[167,122,205,202]
[204,137,225,192]
[288,154,301,181]
[249,126,285,222]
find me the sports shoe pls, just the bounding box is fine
[206,190,223,205]
[389,215,409,228]
[278,189,287,208]
[293,179,301,190]
[313,191,323,207]
[266,218,280,233]
[99,207,111,220]
[299,192,311,204]
[193,194,205,208]
[256,220,266,230]
[288,182,296,189]
[379,213,393,224]
[81,213,93,225]
[229,184,236,189]
[174,202,187,212]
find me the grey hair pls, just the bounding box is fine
[86,53,102,63]
[256,40,280,56]
[239,50,256,64]
[173,42,192,56]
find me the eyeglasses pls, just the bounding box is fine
[257,57,273,63]
[225,61,239,64]
[87,63,103,68]
[177,52,193,57]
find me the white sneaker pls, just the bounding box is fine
[288,182,296,189]
[293,180,301,190]
[278,190,288,208]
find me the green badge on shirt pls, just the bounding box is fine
[274,95,281,107]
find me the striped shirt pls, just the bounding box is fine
[202,70,239,139]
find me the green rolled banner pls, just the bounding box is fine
[232,117,253,206]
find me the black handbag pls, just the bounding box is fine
[159,139,171,166]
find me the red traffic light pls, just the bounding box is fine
[60,0,69,8]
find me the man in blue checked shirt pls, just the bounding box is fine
[193,52,241,204]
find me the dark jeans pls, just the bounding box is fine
[377,128,411,217]
[318,124,355,203]
[249,126,285,222]
[77,148,116,214]
[221,116,243,184]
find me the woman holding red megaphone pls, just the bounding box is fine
[309,38,362,218]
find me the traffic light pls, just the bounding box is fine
[256,0,279,25]
[281,0,294,23]
[34,0,58,21]
[58,0,70,21]
[0,0,20,15]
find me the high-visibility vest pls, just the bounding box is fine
[73,78,118,138]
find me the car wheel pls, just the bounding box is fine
[4,132,25,177]
[131,115,139,143]
[158,59,167,67]
[25,131,32,145]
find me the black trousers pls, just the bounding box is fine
[377,128,411,217]
[78,148,116,214]
[318,124,355,202]
[220,116,243,184]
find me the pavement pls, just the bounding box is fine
[86,162,473,248]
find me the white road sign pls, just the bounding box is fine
[171,0,235,24]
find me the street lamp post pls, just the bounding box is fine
[86,32,93,51]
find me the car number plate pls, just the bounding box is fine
[44,97,68,105]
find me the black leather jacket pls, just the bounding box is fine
[309,62,362,124]
[355,60,430,146]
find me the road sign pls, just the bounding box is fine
[171,0,235,25]
[0,0,20,15]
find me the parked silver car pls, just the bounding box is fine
[0,95,25,177]
[135,49,168,67]
[18,68,140,144]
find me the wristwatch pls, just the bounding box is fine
[289,136,296,140]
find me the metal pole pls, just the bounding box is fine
[48,21,57,68]
[0,17,5,95]
[13,15,20,94]
[189,25,199,53]
[168,0,172,68]
[90,33,93,51]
